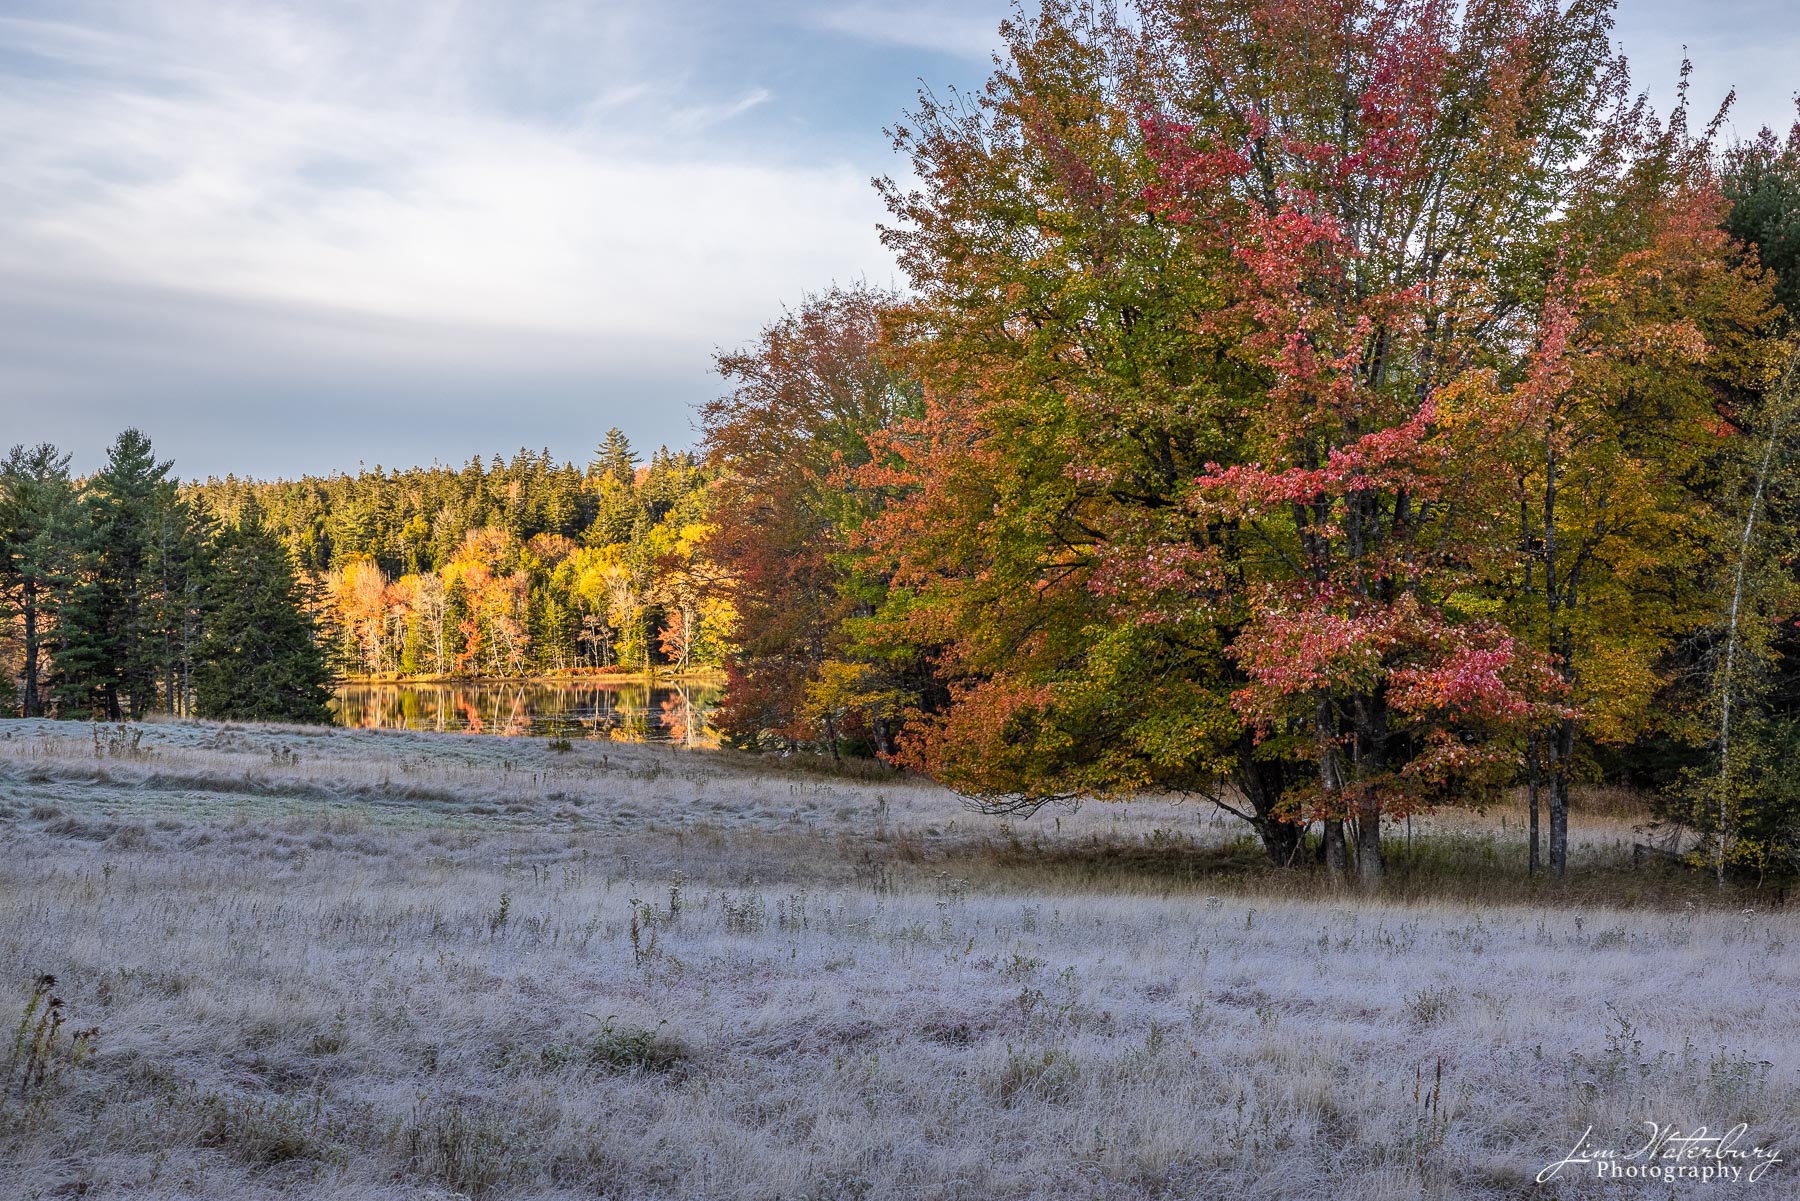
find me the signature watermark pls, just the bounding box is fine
[1539,1123,1782,1185]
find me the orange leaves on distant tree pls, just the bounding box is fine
[701,285,922,753]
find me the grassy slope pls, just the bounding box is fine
[0,719,1792,1199]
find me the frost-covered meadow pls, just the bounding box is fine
[0,719,1792,1199]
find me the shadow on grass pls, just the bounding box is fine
[957,828,1788,911]
[709,744,908,784]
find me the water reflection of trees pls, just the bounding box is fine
[331,680,720,745]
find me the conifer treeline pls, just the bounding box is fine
[0,430,332,722]
[187,430,729,679]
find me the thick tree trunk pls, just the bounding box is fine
[1234,735,1303,865]
[1356,791,1383,887]
[1352,694,1385,886]
[1323,819,1347,877]
[1256,818,1303,866]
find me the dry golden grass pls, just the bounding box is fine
[0,718,1792,1199]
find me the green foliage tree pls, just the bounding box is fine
[585,477,641,547]
[1650,105,1800,885]
[192,502,333,723]
[0,444,76,717]
[55,430,178,719]
[2,431,337,723]
[1686,352,1800,884]
[595,428,639,488]
[1724,104,1800,319]
[150,490,213,716]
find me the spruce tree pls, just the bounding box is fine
[55,429,175,719]
[641,447,683,522]
[148,492,212,717]
[1723,117,1800,319]
[585,476,640,547]
[193,501,333,723]
[443,577,472,674]
[595,428,638,487]
[0,444,76,717]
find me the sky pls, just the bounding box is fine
[0,1,1795,479]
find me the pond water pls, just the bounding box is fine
[331,679,721,745]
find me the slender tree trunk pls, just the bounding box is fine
[1713,354,1794,886]
[1316,697,1347,881]
[1526,732,1540,875]
[161,527,171,715]
[1542,426,1570,879]
[1354,696,1386,886]
[1521,481,1539,878]
[183,602,195,718]
[1548,717,1572,879]
[21,580,40,718]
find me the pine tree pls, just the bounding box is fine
[640,447,690,522]
[0,444,76,717]
[148,492,212,717]
[55,430,176,719]
[595,428,638,488]
[1723,110,1800,319]
[193,501,333,723]
[443,577,473,673]
[585,476,640,548]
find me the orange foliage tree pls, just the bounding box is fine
[701,286,924,755]
[819,0,1786,879]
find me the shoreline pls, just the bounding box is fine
[334,669,727,687]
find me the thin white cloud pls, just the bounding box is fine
[667,87,775,134]
[811,3,1003,61]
